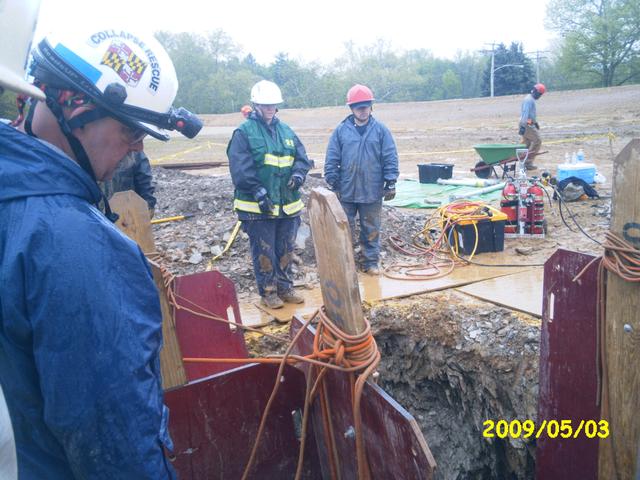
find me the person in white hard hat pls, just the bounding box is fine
[0,24,202,479]
[227,80,313,309]
[0,0,45,100]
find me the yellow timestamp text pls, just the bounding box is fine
[482,419,609,440]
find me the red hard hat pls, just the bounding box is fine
[534,83,546,95]
[346,84,374,105]
[240,105,252,118]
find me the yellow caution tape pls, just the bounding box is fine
[149,132,619,167]
[396,132,618,158]
[206,221,242,270]
[150,141,227,165]
[543,132,615,146]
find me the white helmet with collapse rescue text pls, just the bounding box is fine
[30,27,202,140]
[0,0,45,99]
[250,80,283,105]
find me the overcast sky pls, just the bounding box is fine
[35,0,556,65]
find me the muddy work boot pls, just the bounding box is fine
[278,289,305,304]
[363,266,381,276]
[261,292,284,309]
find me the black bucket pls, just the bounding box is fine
[418,163,454,184]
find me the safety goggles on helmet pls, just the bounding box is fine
[30,30,202,140]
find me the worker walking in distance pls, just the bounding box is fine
[240,104,253,118]
[227,80,312,309]
[324,84,399,275]
[519,83,546,170]
[0,25,202,478]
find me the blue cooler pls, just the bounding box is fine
[557,162,596,183]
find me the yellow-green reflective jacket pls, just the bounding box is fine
[233,118,304,216]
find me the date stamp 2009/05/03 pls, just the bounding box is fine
[483,419,609,440]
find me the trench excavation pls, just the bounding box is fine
[370,290,539,479]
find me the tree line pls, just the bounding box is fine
[155,0,639,114]
[1,0,637,119]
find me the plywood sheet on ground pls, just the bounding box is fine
[456,268,544,317]
[240,251,534,324]
[239,288,324,327]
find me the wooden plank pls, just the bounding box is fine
[110,191,155,254]
[599,139,640,479]
[110,191,187,390]
[249,263,533,324]
[307,187,365,335]
[456,268,543,317]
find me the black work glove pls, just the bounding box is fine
[534,122,540,130]
[254,187,275,214]
[518,125,526,136]
[286,174,304,191]
[383,181,396,201]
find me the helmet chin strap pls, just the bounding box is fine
[39,86,120,223]
[43,86,97,182]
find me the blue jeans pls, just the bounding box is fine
[242,216,301,296]
[340,200,382,269]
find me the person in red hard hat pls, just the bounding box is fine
[324,84,399,275]
[240,104,253,118]
[518,83,546,170]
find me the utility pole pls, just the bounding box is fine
[480,43,496,97]
[480,42,524,97]
[526,50,550,83]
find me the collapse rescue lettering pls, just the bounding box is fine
[146,50,160,92]
[90,30,161,92]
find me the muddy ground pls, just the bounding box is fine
[146,85,640,479]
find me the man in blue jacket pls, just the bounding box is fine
[227,80,312,309]
[324,84,399,275]
[0,27,201,479]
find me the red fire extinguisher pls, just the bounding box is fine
[527,183,544,235]
[500,182,518,234]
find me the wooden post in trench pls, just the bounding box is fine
[307,187,366,335]
[598,139,640,479]
[109,191,187,390]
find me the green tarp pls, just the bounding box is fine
[385,179,503,209]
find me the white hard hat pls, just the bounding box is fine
[30,28,201,139]
[0,0,45,100]
[250,80,283,105]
